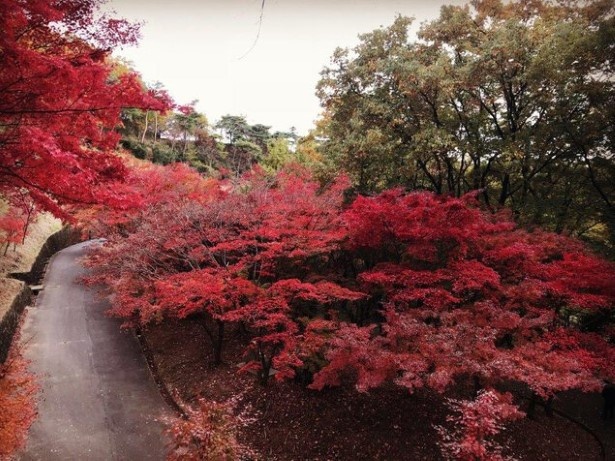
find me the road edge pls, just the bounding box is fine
[0,227,81,363]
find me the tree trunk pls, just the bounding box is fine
[527,392,538,419]
[258,346,271,386]
[545,396,554,417]
[200,316,225,366]
[153,112,158,145]
[499,173,510,206]
[140,110,149,143]
[213,320,224,365]
[21,205,34,244]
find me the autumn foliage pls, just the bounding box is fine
[0,1,172,458]
[87,164,615,437]
[7,0,611,412]
[0,343,38,458]
[0,0,170,230]
[165,396,256,461]
[83,161,615,458]
[3,0,612,459]
[0,213,24,256]
[310,190,615,398]
[437,390,524,461]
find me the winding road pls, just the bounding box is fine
[19,241,170,460]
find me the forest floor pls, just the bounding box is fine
[144,317,610,461]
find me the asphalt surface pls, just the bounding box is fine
[19,241,170,461]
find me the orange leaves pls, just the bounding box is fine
[0,344,38,458]
[165,396,256,461]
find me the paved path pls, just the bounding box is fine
[19,241,170,461]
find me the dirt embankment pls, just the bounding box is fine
[0,217,80,363]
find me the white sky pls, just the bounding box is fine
[108,0,468,135]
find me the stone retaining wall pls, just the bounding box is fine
[0,282,32,363]
[10,227,81,284]
[0,227,81,363]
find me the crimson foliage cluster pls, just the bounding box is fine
[88,164,615,399]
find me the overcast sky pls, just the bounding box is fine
[108,0,467,135]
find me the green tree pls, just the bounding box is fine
[117,77,172,162]
[295,133,323,167]
[166,102,208,160]
[317,0,615,249]
[215,115,251,144]
[248,123,272,152]
[261,137,292,173]
[194,131,225,174]
[140,81,170,143]
[227,140,262,176]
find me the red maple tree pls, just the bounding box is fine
[437,390,524,461]
[308,190,615,399]
[86,167,358,379]
[0,213,24,256]
[0,0,170,222]
[86,168,615,459]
